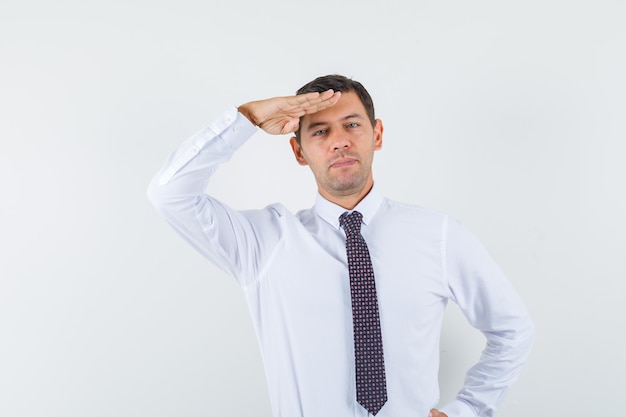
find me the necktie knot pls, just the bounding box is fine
[339,211,363,237]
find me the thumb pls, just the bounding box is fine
[283,118,300,134]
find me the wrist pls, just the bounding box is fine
[237,103,260,126]
[237,103,261,127]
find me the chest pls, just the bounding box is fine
[255,222,448,325]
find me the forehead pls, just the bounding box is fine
[300,91,367,128]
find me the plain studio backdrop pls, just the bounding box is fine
[1,1,624,416]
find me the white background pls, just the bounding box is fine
[1,1,625,416]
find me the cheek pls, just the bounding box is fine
[302,143,327,162]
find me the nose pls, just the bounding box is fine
[329,129,350,151]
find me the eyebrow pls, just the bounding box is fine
[305,114,365,132]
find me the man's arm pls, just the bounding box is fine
[147,90,340,284]
[440,217,535,417]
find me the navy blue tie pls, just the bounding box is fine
[340,211,388,415]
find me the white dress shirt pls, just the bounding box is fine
[147,106,534,417]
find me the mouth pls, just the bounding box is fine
[330,158,357,169]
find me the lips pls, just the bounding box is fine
[330,158,357,168]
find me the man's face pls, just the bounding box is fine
[290,91,383,204]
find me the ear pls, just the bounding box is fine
[373,119,384,151]
[290,137,309,166]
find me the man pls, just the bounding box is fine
[147,75,534,417]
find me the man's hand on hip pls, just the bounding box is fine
[429,409,448,417]
[237,89,341,135]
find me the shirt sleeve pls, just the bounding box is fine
[440,216,535,417]
[147,107,283,286]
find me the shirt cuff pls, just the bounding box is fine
[440,399,478,417]
[157,106,257,186]
[207,105,258,150]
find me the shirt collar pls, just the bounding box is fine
[314,184,384,230]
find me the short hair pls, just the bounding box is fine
[294,74,376,142]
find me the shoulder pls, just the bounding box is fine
[369,197,451,243]
[235,203,319,232]
[243,202,290,219]
[377,198,491,254]
[234,202,297,229]
[380,197,449,225]
[294,206,317,225]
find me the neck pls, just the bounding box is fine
[319,182,374,210]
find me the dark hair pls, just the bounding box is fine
[294,74,375,142]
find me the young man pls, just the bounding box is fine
[148,75,534,417]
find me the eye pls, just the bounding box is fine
[313,129,327,136]
[346,122,359,128]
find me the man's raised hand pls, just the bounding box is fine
[238,90,341,135]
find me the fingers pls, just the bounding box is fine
[282,117,300,134]
[428,409,447,417]
[305,90,341,114]
[293,89,335,103]
[247,89,341,134]
[287,89,341,115]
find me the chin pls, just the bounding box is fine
[327,179,367,195]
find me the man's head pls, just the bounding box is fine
[293,75,376,144]
[290,75,383,209]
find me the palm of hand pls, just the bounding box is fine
[239,90,341,135]
[256,98,304,134]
